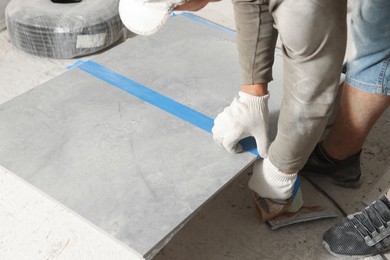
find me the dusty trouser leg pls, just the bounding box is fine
[268,0,348,173]
[232,0,278,86]
[222,0,278,157]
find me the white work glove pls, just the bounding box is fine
[248,158,297,200]
[212,91,270,157]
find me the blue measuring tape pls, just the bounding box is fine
[173,12,236,37]
[70,60,260,157]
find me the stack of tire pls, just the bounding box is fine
[5,0,125,58]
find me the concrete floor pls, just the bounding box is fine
[1,1,390,259]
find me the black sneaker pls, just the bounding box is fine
[323,195,390,258]
[300,143,361,188]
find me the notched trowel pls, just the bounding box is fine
[266,204,339,230]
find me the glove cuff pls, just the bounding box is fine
[248,158,298,200]
[238,91,269,110]
[263,158,297,185]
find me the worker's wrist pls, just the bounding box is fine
[240,83,268,96]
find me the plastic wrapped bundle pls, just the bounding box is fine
[1,0,12,31]
[5,0,125,58]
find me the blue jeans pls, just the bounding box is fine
[346,0,390,95]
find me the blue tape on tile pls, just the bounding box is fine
[66,60,85,70]
[66,14,274,157]
[292,175,301,197]
[76,60,214,133]
[66,13,304,198]
[176,12,236,37]
[70,60,260,157]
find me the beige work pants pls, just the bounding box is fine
[233,0,348,172]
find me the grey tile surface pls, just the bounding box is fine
[0,15,284,259]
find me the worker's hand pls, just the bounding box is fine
[174,0,221,12]
[212,92,270,157]
[248,158,298,200]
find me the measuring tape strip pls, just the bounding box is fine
[70,59,260,157]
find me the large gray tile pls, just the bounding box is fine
[0,15,284,259]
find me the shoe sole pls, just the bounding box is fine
[322,240,382,259]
